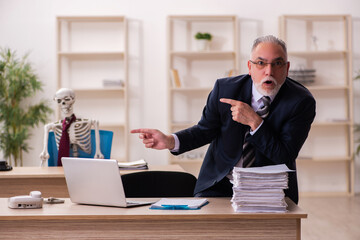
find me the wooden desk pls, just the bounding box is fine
[0,197,306,240]
[0,165,185,198]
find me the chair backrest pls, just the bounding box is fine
[121,171,197,197]
[47,129,113,166]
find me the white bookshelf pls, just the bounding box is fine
[279,15,354,196]
[56,16,128,161]
[167,15,238,175]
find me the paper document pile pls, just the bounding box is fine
[118,159,148,170]
[231,164,294,213]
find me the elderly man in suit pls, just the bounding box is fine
[131,35,316,204]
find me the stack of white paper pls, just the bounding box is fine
[118,159,148,170]
[231,164,294,213]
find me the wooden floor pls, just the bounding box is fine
[299,195,360,240]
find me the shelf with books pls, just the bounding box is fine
[287,54,349,87]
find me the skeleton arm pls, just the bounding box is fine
[39,122,56,167]
[92,120,104,159]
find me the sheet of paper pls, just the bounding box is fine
[233,164,295,174]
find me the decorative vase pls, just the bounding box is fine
[196,39,211,51]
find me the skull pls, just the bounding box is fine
[54,88,75,117]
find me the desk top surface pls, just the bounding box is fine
[0,165,185,179]
[0,197,307,220]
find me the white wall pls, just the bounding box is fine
[1,0,360,191]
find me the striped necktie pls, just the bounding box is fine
[241,96,271,168]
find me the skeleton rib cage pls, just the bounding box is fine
[40,88,104,166]
[53,119,93,154]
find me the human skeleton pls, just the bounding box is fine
[40,88,103,166]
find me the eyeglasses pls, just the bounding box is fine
[249,60,287,70]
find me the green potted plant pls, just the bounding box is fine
[194,32,212,51]
[0,48,53,167]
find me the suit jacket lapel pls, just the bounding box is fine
[230,76,253,148]
[237,76,253,105]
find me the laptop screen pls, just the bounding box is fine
[62,157,128,207]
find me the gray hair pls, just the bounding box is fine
[251,35,287,58]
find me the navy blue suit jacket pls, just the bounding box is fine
[173,74,316,204]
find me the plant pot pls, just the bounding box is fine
[196,39,211,51]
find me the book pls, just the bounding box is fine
[150,198,208,210]
[118,159,148,170]
[170,69,181,87]
[102,79,125,87]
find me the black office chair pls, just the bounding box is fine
[121,171,197,197]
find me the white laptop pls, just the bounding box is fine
[61,157,154,208]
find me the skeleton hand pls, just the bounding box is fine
[94,151,104,159]
[39,151,50,167]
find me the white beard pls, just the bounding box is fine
[255,76,283,96]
